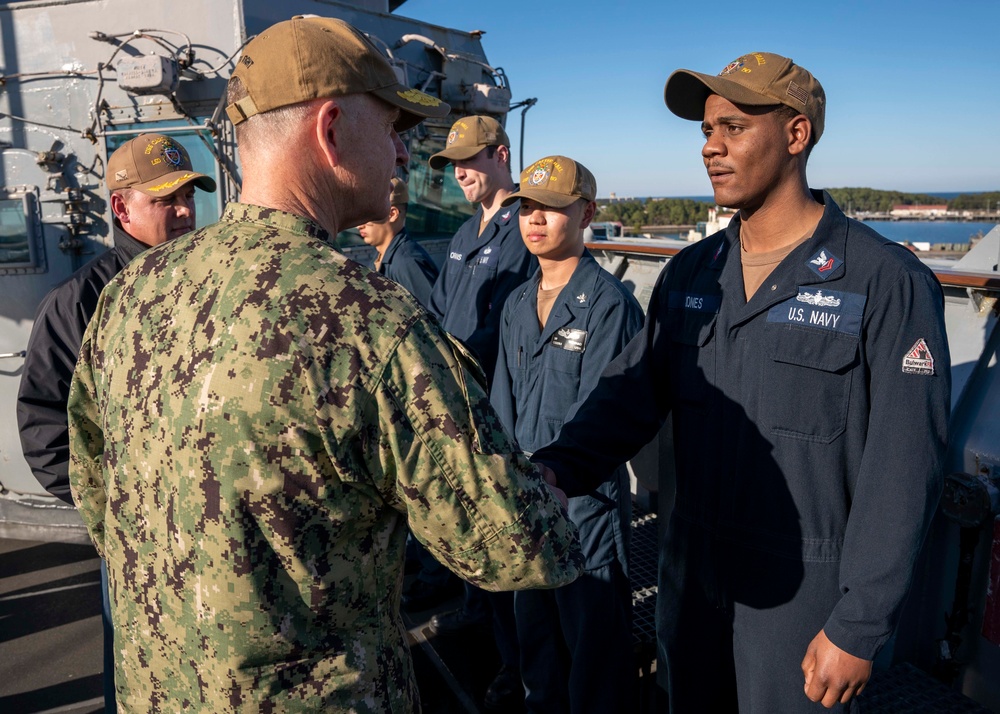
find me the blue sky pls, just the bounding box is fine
[400,0,998,199]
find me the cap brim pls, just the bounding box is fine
[133,171,217,196]
[664,69,777,121]
[371,84,451,132]
[429,145,489,170]
[501,189,582,209]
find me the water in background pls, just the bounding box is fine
[860,221,997,245]
[653,221,997,244]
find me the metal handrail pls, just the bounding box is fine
[585,241,1000,292]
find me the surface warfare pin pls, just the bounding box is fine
[902,338,935,376]
[806,248,842,280]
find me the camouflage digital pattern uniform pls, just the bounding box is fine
[68,203,583,713]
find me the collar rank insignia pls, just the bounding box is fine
[902,338,935,376]
[501,210,512,223]
[806,248,842,280]
[576,292,587,304]
[712,238,725,263]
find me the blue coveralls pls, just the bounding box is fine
[533,192,950,713]
[427,197,535,669]
[492,252,643,713]
[374,228,438,310]
[428,198,534,382]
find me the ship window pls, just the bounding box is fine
[0,192,43,272]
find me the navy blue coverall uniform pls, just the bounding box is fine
[373,227,438,309]
[427,197,535,669]
[428,198,534,381]
[533,192,951,713]
[492,252,643,713]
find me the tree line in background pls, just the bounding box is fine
[825,188,1000,214]
[598,189,1000,232]
[597,198,710,231]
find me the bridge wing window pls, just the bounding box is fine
[0,194,41,270]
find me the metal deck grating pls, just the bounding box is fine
[855,663,992,713]
[629,506,659,646]
[623,514,991,714]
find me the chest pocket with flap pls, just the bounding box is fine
[761,327,859,443]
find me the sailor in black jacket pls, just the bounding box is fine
[17,223,147,502]
[16,133,215,714]
[18,133,215,503]
[533,54,950,712]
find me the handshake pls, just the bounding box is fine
[535,462,568,508]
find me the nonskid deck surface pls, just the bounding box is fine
[0,539,105,714]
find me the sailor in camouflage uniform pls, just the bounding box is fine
[68,17,582,713]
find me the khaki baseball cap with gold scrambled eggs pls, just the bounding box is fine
[107,133,216,196]
[428,116,510,170]
[225,16,450,132]
[664,51,826,142]
[501,155,597,209]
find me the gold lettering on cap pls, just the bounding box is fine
[144,136,171,155]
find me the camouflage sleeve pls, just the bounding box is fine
[66,300,108,559]
[373,316,583,591]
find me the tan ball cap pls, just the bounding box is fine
[428,116,510,170]
[226,16,450,132]
[107,133,216,196]
[501,155,597,209]
[664,52,826,142]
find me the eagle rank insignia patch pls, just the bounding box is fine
[902,338,935,376]
[806,248,842,279]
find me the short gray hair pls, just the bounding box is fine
[227,75,315,155]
